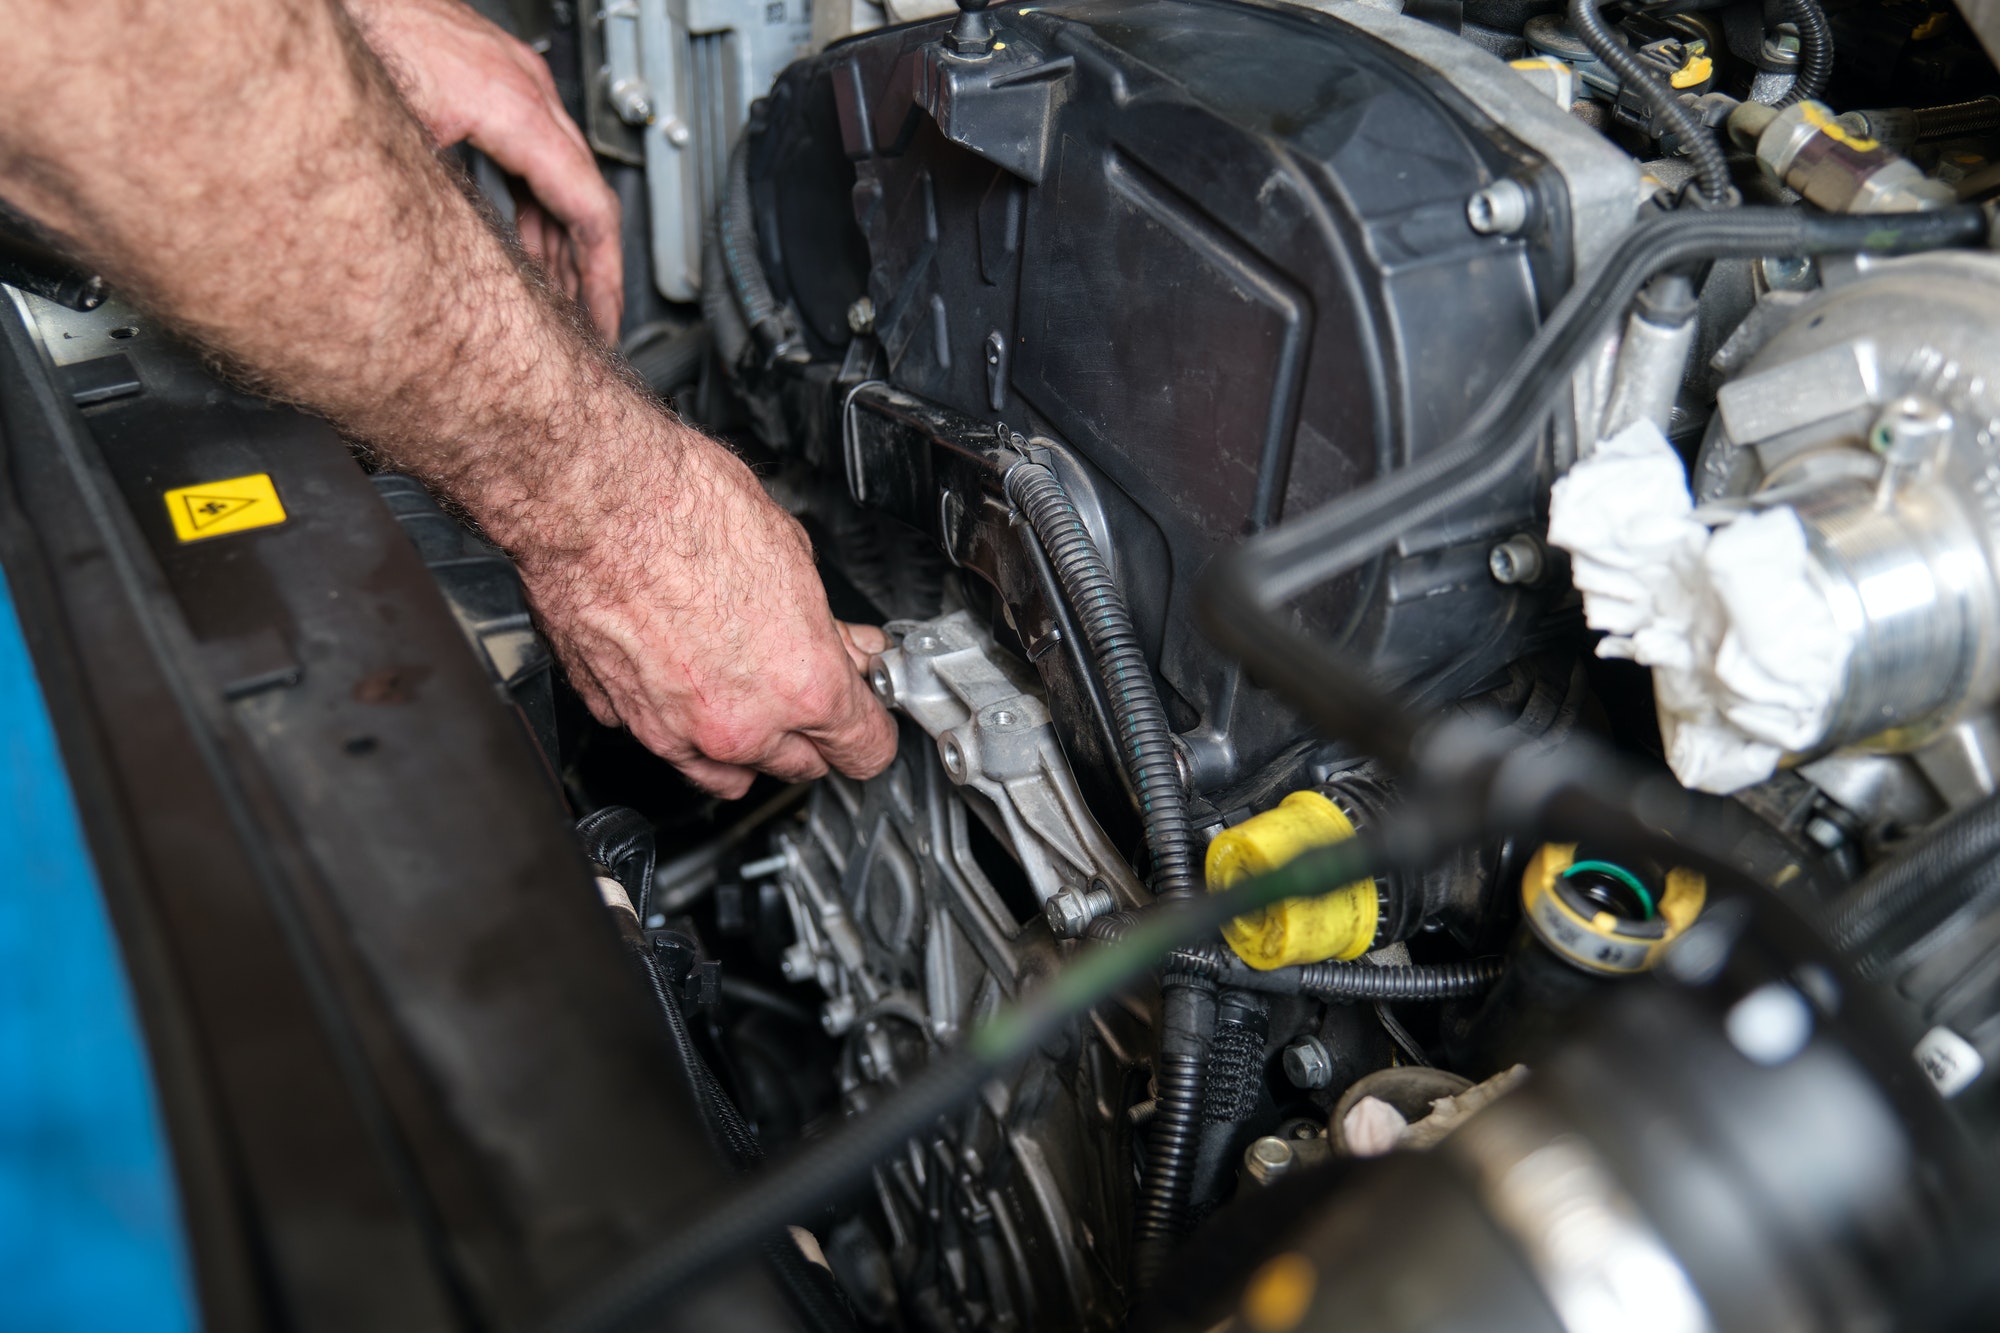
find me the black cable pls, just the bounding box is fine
[634,943,858,1333]
[716,135,794,356]
[1569,0,1735,206]
[1087,919,1504,1001]
[1003,459,1210,1279]
[1005,461,1196,902]
[1133,974,1215,1283]
[1170,945,1504,1000]
[1198,205,1988,767]
[1774,0,1833,110]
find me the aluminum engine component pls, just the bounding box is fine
[1694,254,2000,772]
[760,612,1149,1326]
[585,0,814,301]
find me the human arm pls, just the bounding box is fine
[0,0,895,798]
[343,0,626,341]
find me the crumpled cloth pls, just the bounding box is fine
[1546,421,1851,794]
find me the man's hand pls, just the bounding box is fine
[514,439,896,798]
[0,0,896,797]
[346,0,625,340]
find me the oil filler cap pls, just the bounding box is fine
[1521,843,1705,975]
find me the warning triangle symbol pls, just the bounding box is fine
[181,493,260,531]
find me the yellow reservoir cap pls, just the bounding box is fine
[1206,791,1379,970]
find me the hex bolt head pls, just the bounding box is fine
[1282,1036,1335,1090]
[1046,891,1090,938]
[1467,178,1532,236]
[1488,534,1546,586]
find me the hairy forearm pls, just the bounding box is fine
[0,0,896,795]
[0,0,681,558]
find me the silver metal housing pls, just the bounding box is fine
[1697,253,2000,757]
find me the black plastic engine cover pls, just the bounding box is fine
[749,0,1574,791]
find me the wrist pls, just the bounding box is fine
[468,393,723,579]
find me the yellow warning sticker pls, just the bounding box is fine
[163,472,288,543]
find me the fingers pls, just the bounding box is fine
[674,753,759,801]
[838,620,889,672]
[798,664,899,782]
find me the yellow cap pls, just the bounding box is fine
[1206,791,1380,970]
[1520,843,1706,975]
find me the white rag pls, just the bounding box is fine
[1546,421,1853,794]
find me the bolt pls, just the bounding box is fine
[847,295,876,336]
[1488,534,1546,586]
[661,117,691,147]
[1467,178,1531,236]
[1870,395,1954,466]
[780,941,816,982]
[608,77,654,125]
[1045,885,1116,938]
[1281,1036,1335,1090]
[821,993,859,1036]
[1244,1135,1296,1185]
[1758,253,1818,292]
[740,852,790,880]
[1804,815,1846,850]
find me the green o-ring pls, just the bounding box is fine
[1561,859,1656,920]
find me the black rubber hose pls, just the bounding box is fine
[1826,791,2000,976]
[700,207,753,371]
[717,135,793,355]
[1200,205,1989,768]
[576,805,658,921]
[1005,462,1207,1276]
[1774,0,1833,110]
[1915,95,2000,142]
[1005,462,1196,902]
[1569,0,1734,206]
[1133,977,1215,1283]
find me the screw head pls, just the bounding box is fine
[1488,534,1546,586]
[1467,178,1531,236]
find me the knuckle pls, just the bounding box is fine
[693,717,766,766]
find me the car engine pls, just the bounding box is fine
[561,0,2000,1326]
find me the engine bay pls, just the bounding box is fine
[581,0,2000,1325]
[14,0,2000,1327]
